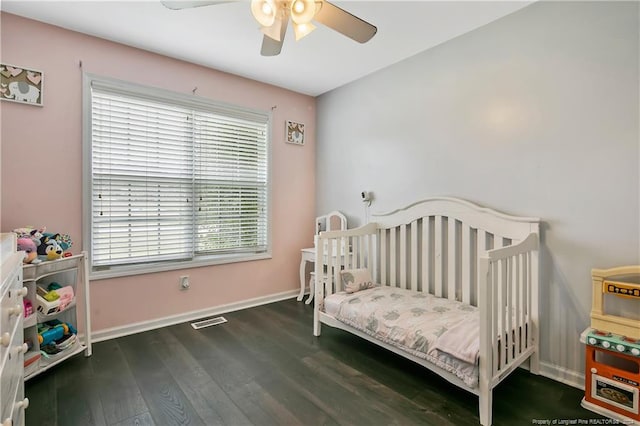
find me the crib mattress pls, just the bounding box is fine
[324,286,480,388]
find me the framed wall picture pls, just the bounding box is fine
[286,120,305,145]
[1,63,43,106]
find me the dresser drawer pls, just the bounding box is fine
[0,235,26,426]
[1,268,23,331]
[0,269,24,365]
[0,324,24,423]
[1,381,26,426]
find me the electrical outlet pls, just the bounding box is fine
[179,275,190,290]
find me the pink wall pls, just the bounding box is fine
[0,13,316,332]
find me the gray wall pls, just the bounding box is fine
[316,1,639,385]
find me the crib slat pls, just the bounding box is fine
[390,227,397,286]
[522,252,529,349]
[506,256,513,365]
[515,254,521,355]
[435,216,443,297]
[502,257,508,369]
[410,221,418,292]
[345,236,351,269]
[335,235,343,293]
[400,224,407,289]
[448,218,457,300]
[336,238,341,291]
[531,249,539,359]
[523,251,529,349]
[461,225,471,304]
[526,251,533,349]
[326,237,334,296]
[380,229,387,286]
[478,230,487,252]
[496,256,502,372]
[496,262,504,376]
[422,217,430,293]
[359,234,365,269]
[477,230,487,303]
[502,259,508,370]
[518,253,525,351]
[494,234,506,368]
[351,236,355,269]
[369,233,376,283]
[347,236,354,269]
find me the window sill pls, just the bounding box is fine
[89,252,272,280]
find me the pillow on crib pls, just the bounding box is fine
[341,268,374,293]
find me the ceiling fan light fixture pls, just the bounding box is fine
[251,0,278,27]
[162,0,376,56]
[290,0,317,25]
[293,21,316,41]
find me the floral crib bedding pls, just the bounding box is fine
[323,286,481,388]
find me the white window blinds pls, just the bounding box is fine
[89,78,269,269]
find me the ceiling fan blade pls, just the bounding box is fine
[314,1,377,43]
[161,0,234,10]
[261,35,284,56]
[260,15,288,56]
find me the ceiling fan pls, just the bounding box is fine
[161,0,377,56]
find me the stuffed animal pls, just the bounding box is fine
[13,226,45,243]
[17,237,41,264]
[37,234,64,261]
[41,232,72,253]
[14,228,72,261]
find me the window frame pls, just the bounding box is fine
[82,73,272,280]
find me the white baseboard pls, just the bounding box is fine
[91,289,300,343]
[539,360,585,390]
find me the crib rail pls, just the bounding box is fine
[479,233,539,387]
[313,223,377,336]
[314,223,377,295]
[375,214,538,306]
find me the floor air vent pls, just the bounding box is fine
[191,316,228,330]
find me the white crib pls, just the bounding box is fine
[313,197,541,426]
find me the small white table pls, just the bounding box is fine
[298,248,316,304]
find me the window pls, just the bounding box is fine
[83,74,270,278]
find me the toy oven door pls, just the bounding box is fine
[591,374,639,414]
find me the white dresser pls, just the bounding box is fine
[0,233,28,426]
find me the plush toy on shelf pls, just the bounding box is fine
[13,227,74,262]
[13,226,45,243]
[37,235,64,261]
[16,236,41,264]
[38,232,73,260]
[13,226,44,264]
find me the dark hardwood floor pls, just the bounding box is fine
[26,298,602,426]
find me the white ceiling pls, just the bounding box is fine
[1,1,533,96]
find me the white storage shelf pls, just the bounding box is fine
[22,253,92,381]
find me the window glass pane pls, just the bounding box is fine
[192,111,268,255]
[88,78,269,270]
